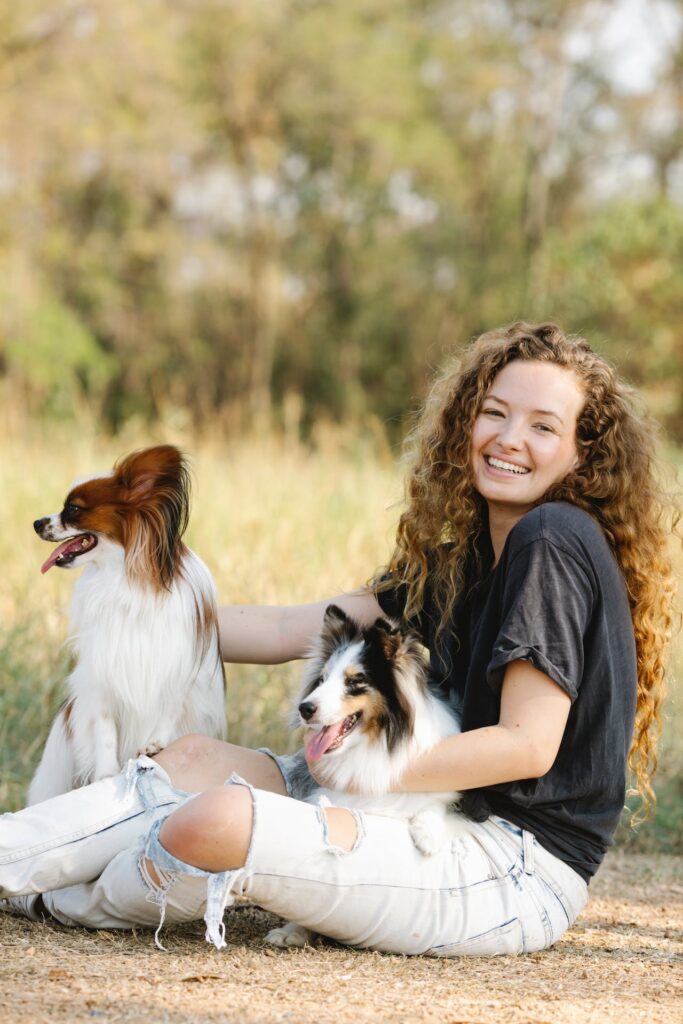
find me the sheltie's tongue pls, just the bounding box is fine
[305,722,345,762]
[40,536,94,574]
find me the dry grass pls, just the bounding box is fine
[0,421,403,801]
[0,852,681,1024]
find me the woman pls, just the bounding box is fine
[1,322,676,956]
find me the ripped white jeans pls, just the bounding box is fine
[0,756,588,956]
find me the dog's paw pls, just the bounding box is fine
[409,813,446,857]
[264,922,315,948]
[136,742,164,759]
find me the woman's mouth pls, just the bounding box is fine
[485,456,530,476]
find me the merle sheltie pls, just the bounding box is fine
[28,444,226,805]
[265,603,462,948]
[296,603,462,853]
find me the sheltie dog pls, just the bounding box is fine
[265,603,462,948]
[28,444,226,805]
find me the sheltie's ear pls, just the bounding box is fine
[377,628,401,661]
[373,616,400,635]
[323,604,349,627]
[315,604,360,662]
[369,617,402,661]
[372,619,425,677]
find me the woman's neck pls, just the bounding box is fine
[488,504,532,565]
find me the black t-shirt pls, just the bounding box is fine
[375,502,637,883]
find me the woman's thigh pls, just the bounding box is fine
[221,785,550,956]
[152,735,288,796]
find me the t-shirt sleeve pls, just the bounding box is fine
[486,538,595,701]
[374,576,408,621]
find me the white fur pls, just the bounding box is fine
[299,638,460,812]
[28,518,226,805]
[265,621,465,948]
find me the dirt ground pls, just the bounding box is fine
[0,852,680,1024]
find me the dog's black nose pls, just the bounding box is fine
[298,701,317,721]
[33,518,48,534]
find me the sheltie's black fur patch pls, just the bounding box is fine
[303,604,428,752]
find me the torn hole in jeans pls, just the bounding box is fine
[138,853,177,951]
[139,772,257,952]
[317,805,365,856]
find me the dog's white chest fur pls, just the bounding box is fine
[28,548,225,803]
[307,688,463,857]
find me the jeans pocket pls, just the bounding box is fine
[428,917,524,957]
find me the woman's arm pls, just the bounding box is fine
[217,589,384,664]
[395,659,572,792]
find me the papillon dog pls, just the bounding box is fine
[28,444,226,805]
[266,603,462,948]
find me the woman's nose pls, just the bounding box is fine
[496,418,524,449]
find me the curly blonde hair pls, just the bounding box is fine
[384,321,679,818]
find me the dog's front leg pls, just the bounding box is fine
[136,741,164,759]
[265,922,316,948]
[408,805,448,856]
[92,714,121,781]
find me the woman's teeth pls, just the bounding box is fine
[486,456,530,475]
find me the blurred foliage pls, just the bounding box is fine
[1,0,683,437]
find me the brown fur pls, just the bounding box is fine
[64,445,191,593]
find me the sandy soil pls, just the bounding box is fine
[0,852,681,1024]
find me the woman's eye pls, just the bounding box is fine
[482,408,504,417]
[534,423,554,433]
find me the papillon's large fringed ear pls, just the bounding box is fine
[115,445,191,591]
[116,446,187,500]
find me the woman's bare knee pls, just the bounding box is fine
[152,736,287,796]
[158,784,253,872]
[153,733,219,781]
[323,807,358,853]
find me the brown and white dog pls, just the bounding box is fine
[28,445,226,805]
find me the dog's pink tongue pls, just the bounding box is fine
[40,539,79,574]
[305,723,344,762]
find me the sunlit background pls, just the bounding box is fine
[0,0,680,847]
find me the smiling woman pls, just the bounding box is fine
[1,322,678,961]
[469,360,584,561]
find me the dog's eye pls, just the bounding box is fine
[64,503,82,517]
[345,674,367,694]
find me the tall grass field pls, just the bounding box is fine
[1,419,680,852]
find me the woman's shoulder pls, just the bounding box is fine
[507,502,611,562]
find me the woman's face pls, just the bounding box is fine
[470,359,584,517]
